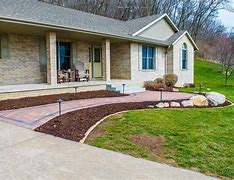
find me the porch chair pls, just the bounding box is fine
[74,61,90,82]
[57,70,65,83]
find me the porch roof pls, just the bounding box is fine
[0,0,170,47]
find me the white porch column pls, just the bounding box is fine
[102,39,111,81]
[46,32,57,85]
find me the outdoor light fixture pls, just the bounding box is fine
[57,99,64,116]
[199,83,203,94]
[159,88,164,101]
[122,83,126,94]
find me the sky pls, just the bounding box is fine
[218,1,234,31]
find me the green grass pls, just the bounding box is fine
[87,59,234,178]
[181,59,234,101]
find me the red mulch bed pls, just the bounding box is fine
[36,100,231,143]
[0,90,127,111]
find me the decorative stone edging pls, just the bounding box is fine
[80,100,233,144]
[80,110,128,143]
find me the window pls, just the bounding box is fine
[181,43,188,70]
[93,47,101,62]
[56,42,71,70]
[0,35,1,58]
[142,46,154,70]
[0,34,9,59]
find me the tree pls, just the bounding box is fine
[215,34,234,86]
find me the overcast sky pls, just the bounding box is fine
[218,1,234,31]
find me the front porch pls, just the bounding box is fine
[0,80,145,101]
[0,20,132,87]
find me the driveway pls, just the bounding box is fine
[0,121,216,180]
[0,91,193,129]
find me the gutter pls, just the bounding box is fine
[0,16,169,47]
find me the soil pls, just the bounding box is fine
[86,120,114,142]
[0,90,127,111]
[131,134,166,158]
[36,100,231,143]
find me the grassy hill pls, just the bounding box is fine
[182,59,234,101]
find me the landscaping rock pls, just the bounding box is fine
[181,100,194,107]
[206,92,226,106]
[164,102,170,108]
[190,95,209,107]
[173,88,179,92]
[156,102,165,108]
[170,102,180,107]
[148,105,155,108]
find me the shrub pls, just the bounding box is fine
[143,81,156,91]
[154,78,165,89]
[144,80,164,91]
[163,74,178,88]
[154,78,164,84]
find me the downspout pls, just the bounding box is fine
[165,45,171,74]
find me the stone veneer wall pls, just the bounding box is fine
[76,41,91,71]
[0,34,46,85]
[110,43,131,79]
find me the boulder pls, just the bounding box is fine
[206,92,226,106]
[170,102,180,107]
[164,102,170,108]
[181,100,194,107]
[190,95,209,107]
[156,102,165,108]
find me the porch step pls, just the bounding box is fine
[107,81,145,94]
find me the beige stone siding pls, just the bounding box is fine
[110,43,131,79]
[172,35,194,86]
[76,41,91,71]
[130,43,166,85]
[138,19,175,41]
[0,34,46,86]
[102,39,111,81]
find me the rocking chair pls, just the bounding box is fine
[74,61,90,82]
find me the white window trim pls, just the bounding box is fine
[181,43,188,70]
[141,45,156,71]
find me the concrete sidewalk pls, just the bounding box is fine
[0,91,193,129]
[0,121,216,180]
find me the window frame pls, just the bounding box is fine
[0,34,9,59]
[181,43,188,70]
[142,45,155,70]
[0,35,2,59]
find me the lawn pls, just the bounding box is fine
[181,59,234,102]
[86,59,234,179]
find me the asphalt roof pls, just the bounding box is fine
[0,0,195,47]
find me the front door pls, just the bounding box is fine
[92,46,102,78]
[57,42,71,70]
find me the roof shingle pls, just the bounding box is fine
[0,0,191,47]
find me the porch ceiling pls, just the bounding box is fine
[0,20,129,43]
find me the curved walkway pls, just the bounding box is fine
[0,91,193,129]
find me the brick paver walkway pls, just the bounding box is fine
[0,91,193,129]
